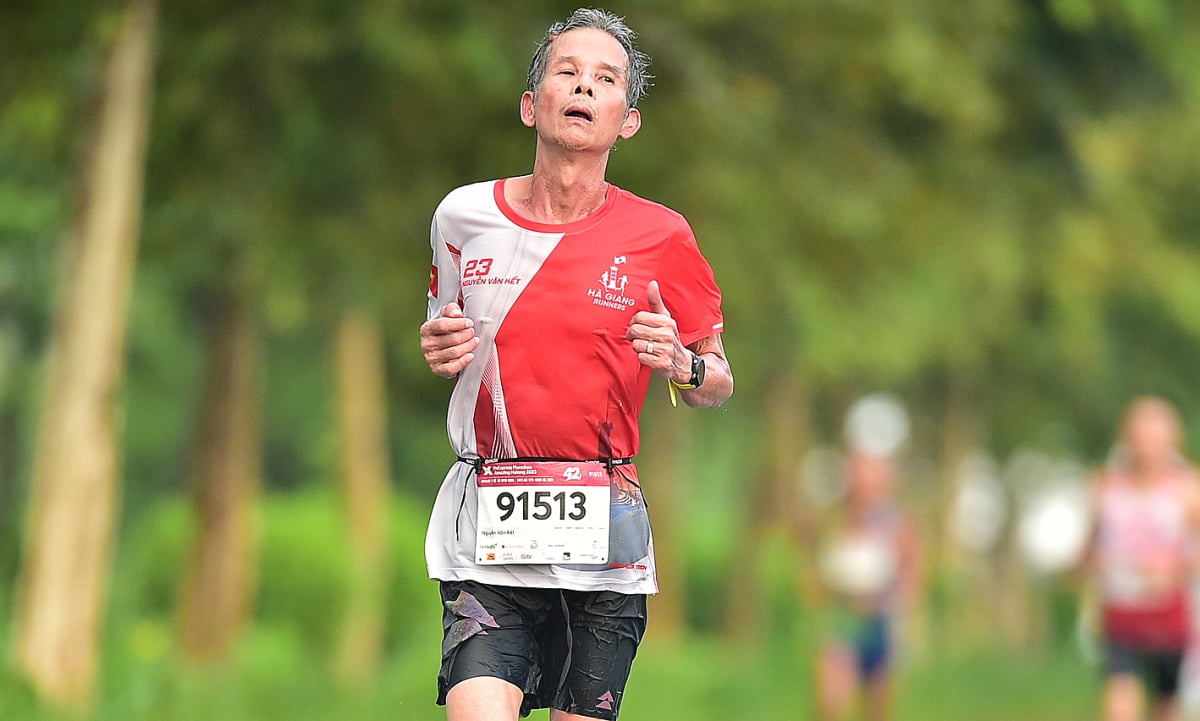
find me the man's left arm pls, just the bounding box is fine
[674,333,733,409]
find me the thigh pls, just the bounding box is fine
[448,677,525,721]
[438,581,559,714]
[553,590,647,720]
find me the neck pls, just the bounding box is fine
[511,143,612,224]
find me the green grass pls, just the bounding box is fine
[897,648,1096,721]
[621,637,1096,721]
[1,626,1095,721]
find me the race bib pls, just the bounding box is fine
[475,461,610,565]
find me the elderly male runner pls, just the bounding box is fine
[419,8,733,721]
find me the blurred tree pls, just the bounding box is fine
[134,1,275,664]
[332,307,392,683]
[723,371,813,641]
[9,0,156,706]
[177,272,261,661]
[638,404,689,640]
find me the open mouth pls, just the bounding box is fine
[564,107,594,122]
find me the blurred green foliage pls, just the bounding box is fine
[121,489,438,658]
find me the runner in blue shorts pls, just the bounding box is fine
[813,431,921,721]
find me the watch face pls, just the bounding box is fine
[692,354,706,387]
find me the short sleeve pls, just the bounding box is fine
[654,219,724,347]
[427,212,462,322]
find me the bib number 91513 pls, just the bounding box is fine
[475,461,609,565]
[495,490,587,522]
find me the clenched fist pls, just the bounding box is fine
[420,303,479,378]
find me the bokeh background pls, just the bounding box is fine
[4,0,1200,719]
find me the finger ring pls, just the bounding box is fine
[646,342,655,355]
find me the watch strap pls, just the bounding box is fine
[673,352,704,389]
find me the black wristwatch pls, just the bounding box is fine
[674,352,706,389]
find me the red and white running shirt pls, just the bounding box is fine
[1096,463,1196,649]
[424,179,724,593]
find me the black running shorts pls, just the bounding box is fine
[437,580,647,720]
[1104,640,1185,699]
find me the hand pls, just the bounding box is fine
[626,280,690,383]
[420,303,479,378]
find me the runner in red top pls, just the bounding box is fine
[1086,397,1200,721]
[419,9,733,721]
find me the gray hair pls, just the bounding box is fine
[526,8,653,109]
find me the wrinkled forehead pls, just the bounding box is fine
[548,27,630,75]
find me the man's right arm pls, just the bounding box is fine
[421,214,477,379]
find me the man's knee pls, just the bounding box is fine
[552,710,613,721]
[447,676,525,721]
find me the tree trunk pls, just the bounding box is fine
[724,372,811,641]
[995,517,1039,649]
[332,308,392,684]
[9,0,156,707]
[177,285,260,661]
[935,380,985,645]
[642,401,689,640]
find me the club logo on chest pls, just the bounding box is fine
[589,256,637,311]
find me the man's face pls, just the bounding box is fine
[846,452,895,507]
[521,28,641,152]
[1124,404,1180,468]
